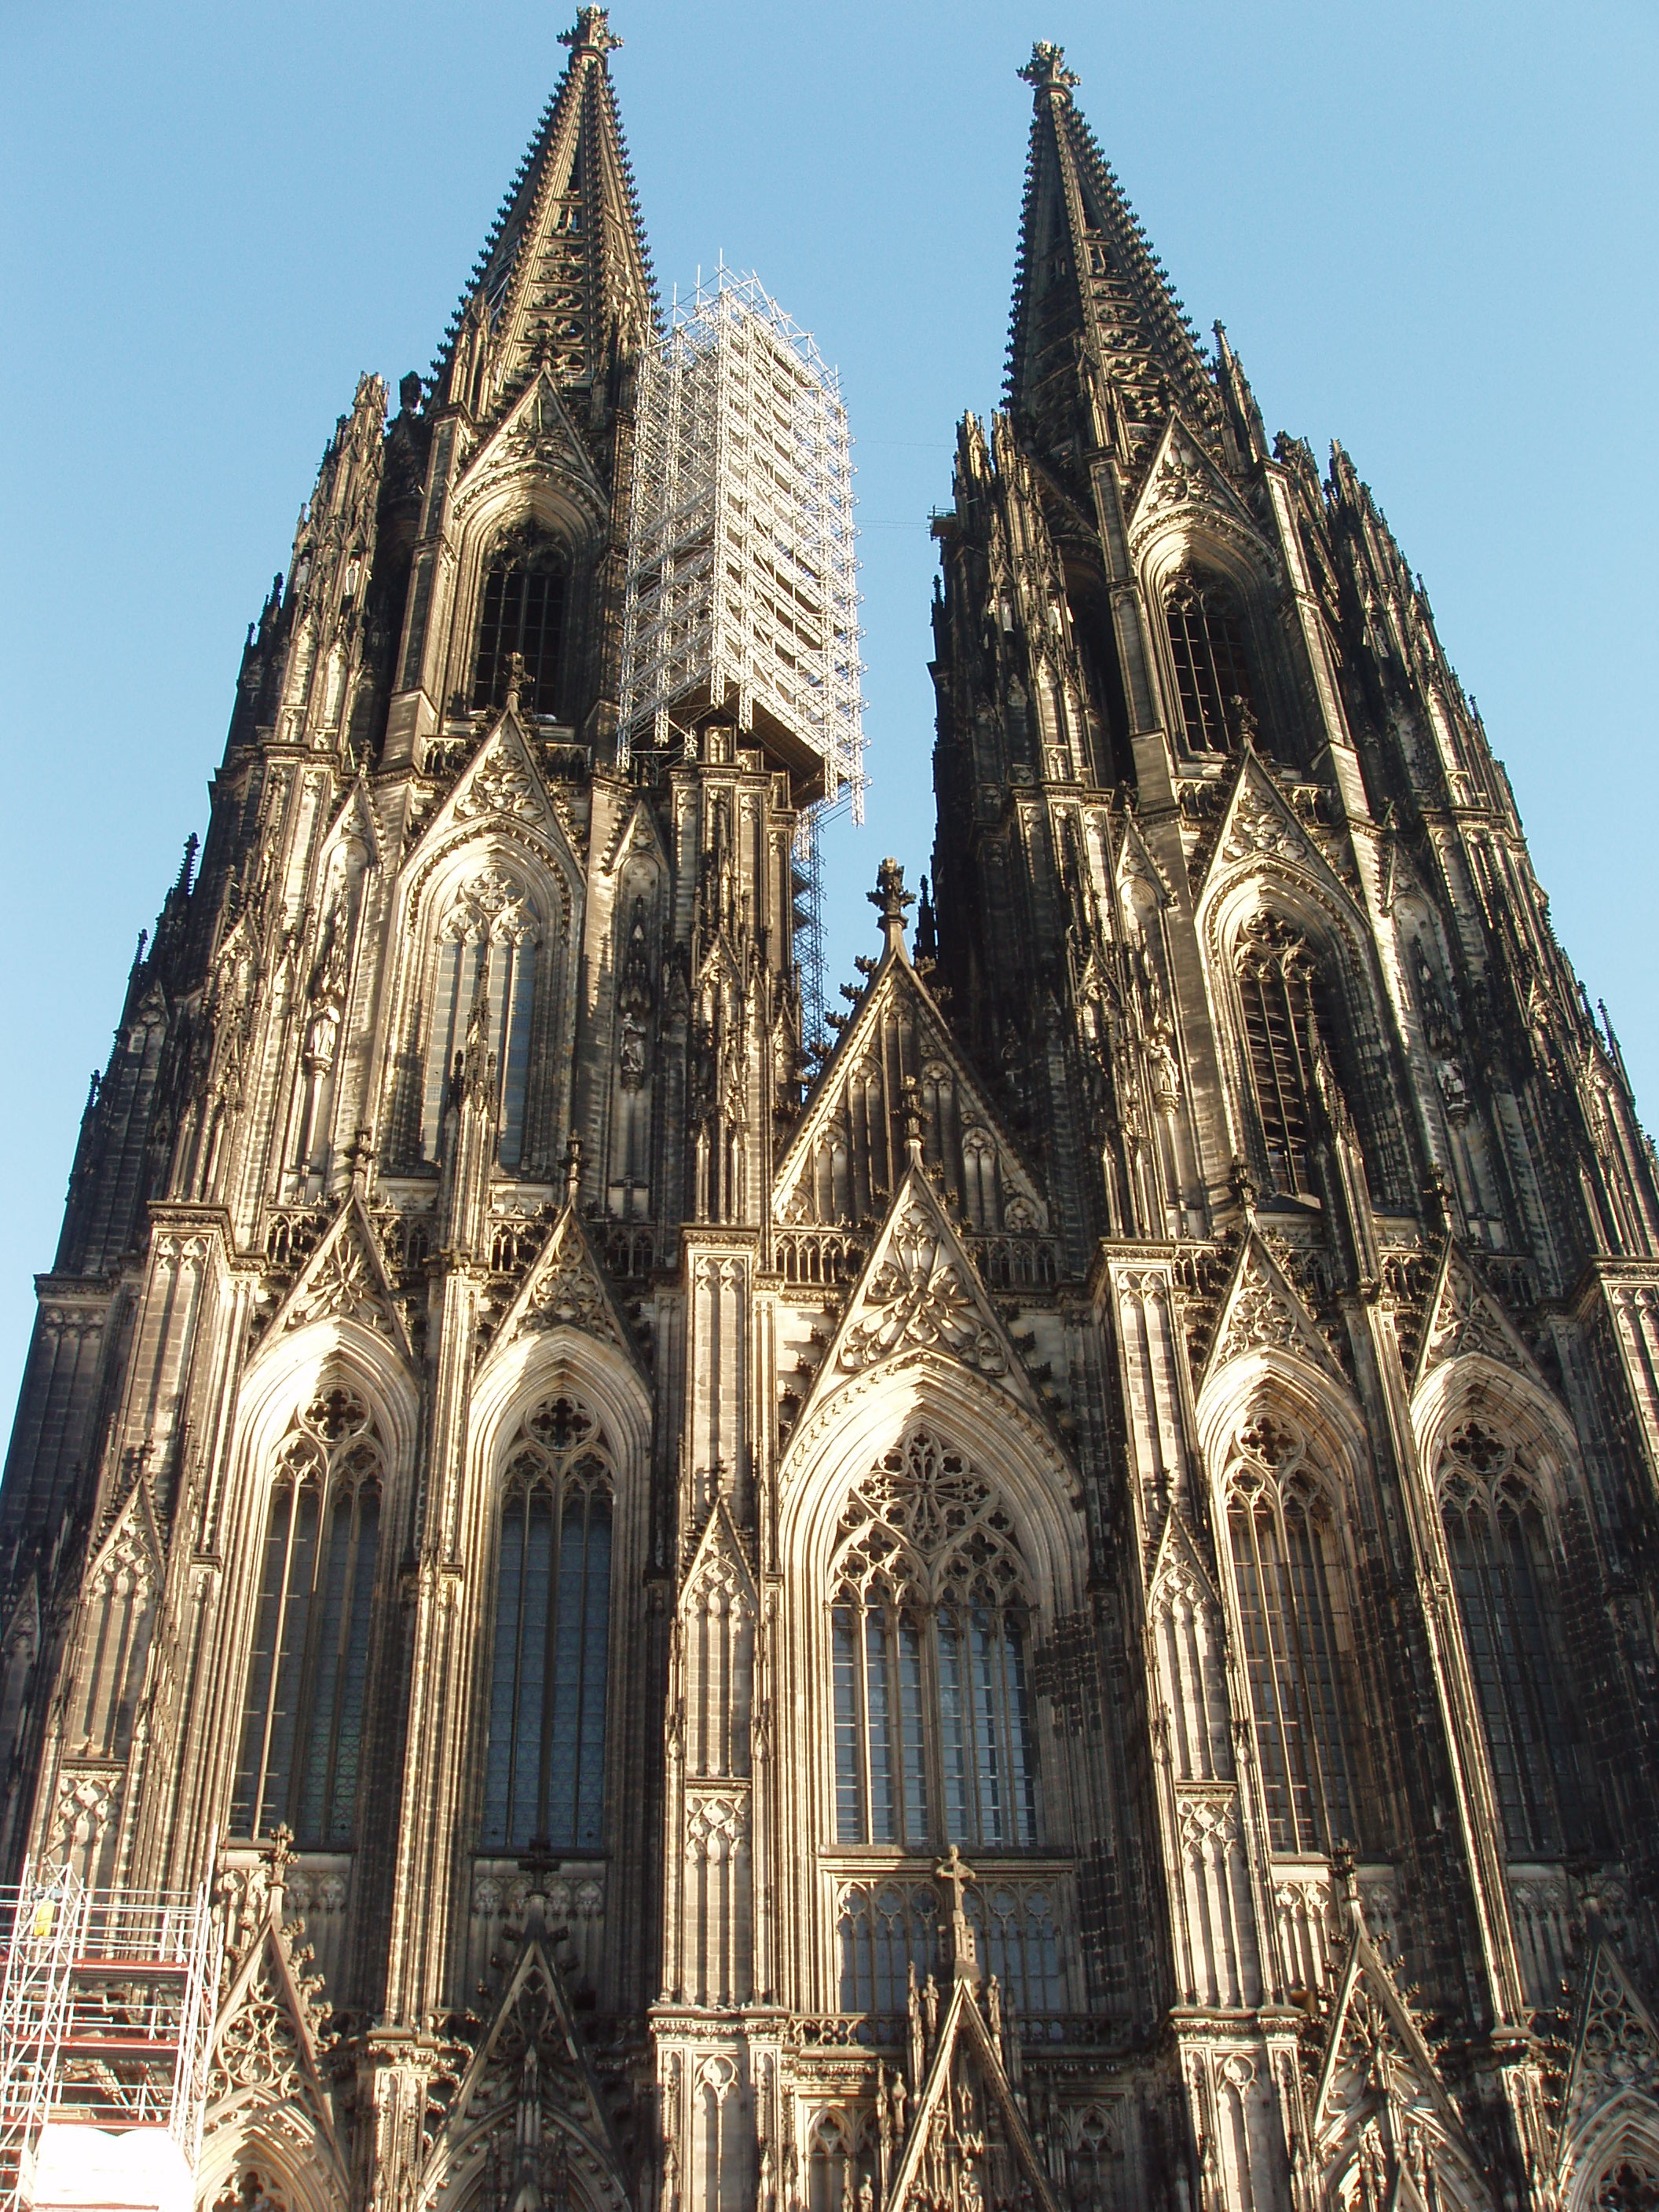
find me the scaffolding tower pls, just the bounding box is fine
[620,266,864,822]
[0,1868,221,2212]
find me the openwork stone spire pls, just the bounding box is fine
[1005,38,1218,483]
[434,5,657,414]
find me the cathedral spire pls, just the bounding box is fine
[435,5,657,417]
[1006,40,1218,483]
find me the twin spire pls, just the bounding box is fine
[1006,40,1221,484]
[435,5,657,419]
[438,19,1210,488]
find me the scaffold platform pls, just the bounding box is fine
[0,1867,220,2212]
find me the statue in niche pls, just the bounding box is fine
[617,896,653,1093]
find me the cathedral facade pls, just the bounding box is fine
[4,16,1659,2212]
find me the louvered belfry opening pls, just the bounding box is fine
[1236,915,1328,1197]
[471,533,567,717]
[1164,569,1255,753]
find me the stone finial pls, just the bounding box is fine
[899,1077,926,1165]
[504,650,528,714]
[560,5,621,57]
[563,1134,583,1209]
[868,858,915,958]
[1019,40,1079,97]
[935,1844,980,1983]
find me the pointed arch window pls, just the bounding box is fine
[1225,1414,1361,1854]
[482,1393,612,1851]
[420,864,541,1168]
[471,532,566,718]
[1236,915,1332,1199]
[1437,1420,1599,1856]
[233,1382,383,1846]
[831,1430,1039,1851]
[1164,569,1255,754]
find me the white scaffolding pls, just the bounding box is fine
[0,1868,221,2212]
[620,267,864,819]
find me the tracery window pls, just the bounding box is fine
[1225,1414,1361,1855]
[471,534,566,717]
[830,1430,1039,1851]
[482,1393,612,1852]
[232,1383,383,1846]
[1164,570,1255,753]
[1236,915,1329,1199]
[836,1877,1064,2013]
[1438,1419,1597,1857]
[420,864,540,1168]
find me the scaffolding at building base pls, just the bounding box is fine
[619,266,865,819]
[0,1866,221,2212]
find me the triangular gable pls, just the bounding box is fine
[1112,808,1177,910]
[457,370,608,516]
[320,769,384,872]
[1309,1895,1481,2196]
[408,708,568,859]
[784,1167,1044,1442]
[208,1906,346,2183]
[482,1204,643,1375]
[87,1480,163,1591]
[431,1914,629,2211]
[1414,1240,1542,1390]
[1147,1503,1221,1612]
[887,1977,1063,2212]
[1558,1936,1659,2163]
[265,1193,412,1362]
[1129,414,1262,540]
[679,1490,757,1610]
[1197,744,1353,906]
[1,1575,39,1661]
[775,948,1046,1233]
[595,788,668,881]
[1201,1231,1343,1392]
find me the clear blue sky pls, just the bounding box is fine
[2,1,1655,1422]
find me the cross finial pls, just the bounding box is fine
[868,858,915,958]
[935,1844,980,1982]
[1019,41,1079,97]
[560,6,621,57]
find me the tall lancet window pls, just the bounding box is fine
[233,1382,384,1847]
[831,1430,1039,1851]
[471,531,566,717]
[482,1393,613,1852]
[1236,914,1329,1199]
[1225,1413,1361,1855]
[419,865,540,1168]
[1163,569,1256,753]
[1437,1420,1597,1857]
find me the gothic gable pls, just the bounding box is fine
[453,371,608,526]
[482,1202,641,1375]
[774,945,1046,1235]
[782,1166,1044,1452]
[1128,413,1263,553]
[887,1975,1063,2212]
[1414,1239,1544,1390]
[1200,1230,1344,1393]
[595,789,668,882]
[408,709,569,861]
[1306,1890,1485,2211]
[320,769,384,872]
[262,1192,413,1364]
[207,1870,346,2191]
[1555,1937,1659,2180]
[430,1909,629,2212]
[1196,743,1357,911]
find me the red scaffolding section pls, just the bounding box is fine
[0,1866,221,2212]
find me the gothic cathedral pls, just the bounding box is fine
[4,18,1659,2212]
